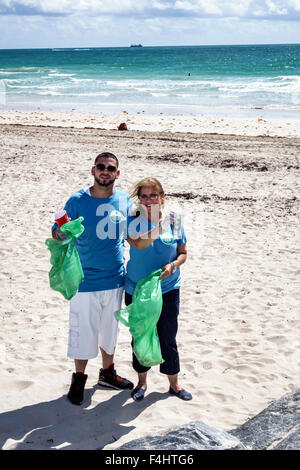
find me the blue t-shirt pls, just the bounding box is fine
[125,215,187,295]
[54,188,132,292]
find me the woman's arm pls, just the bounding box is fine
[127,213,174,249]
[127,223,163,249]
[159,243,187,279]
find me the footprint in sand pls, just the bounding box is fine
[12,380,34,391]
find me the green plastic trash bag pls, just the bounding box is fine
[45,217,85,300]
[116,269,164,367]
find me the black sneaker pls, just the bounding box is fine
[67,372,88,405]
[98,363,134,390]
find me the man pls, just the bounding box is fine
[52,152,134,405]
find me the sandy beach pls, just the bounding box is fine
[1,108,300,137]
[0,110,299,450]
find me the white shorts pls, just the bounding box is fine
[67,287,123,359]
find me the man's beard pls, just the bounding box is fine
[94,175,116,187]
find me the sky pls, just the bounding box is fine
[0,0,300,49]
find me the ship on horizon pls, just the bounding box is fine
[130,44,143,47]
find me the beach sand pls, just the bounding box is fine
[0,110,299,450]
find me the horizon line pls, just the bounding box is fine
[0,42,300,51]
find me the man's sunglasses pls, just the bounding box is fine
[95,163,117,172]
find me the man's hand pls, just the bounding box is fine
[52,227,68,241]
[52,228,59,240]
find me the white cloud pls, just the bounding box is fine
[266,0,288,14]
[0,0,300,18]
[0,0,151,15]
[173,0,299,18]
[174,1,222,15]
[0,0,299,48]
[289,0,300,9]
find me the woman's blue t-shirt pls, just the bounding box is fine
[125,215,187,295]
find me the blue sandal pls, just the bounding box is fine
[169,387,192,401]
[131,385,147,401]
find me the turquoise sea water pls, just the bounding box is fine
[0,44,299,117]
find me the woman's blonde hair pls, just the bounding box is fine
[130,177,165,206]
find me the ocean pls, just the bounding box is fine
[0,44,299,117]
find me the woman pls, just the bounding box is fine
[126,177,192,402]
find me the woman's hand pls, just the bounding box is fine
[159,263,173,279]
